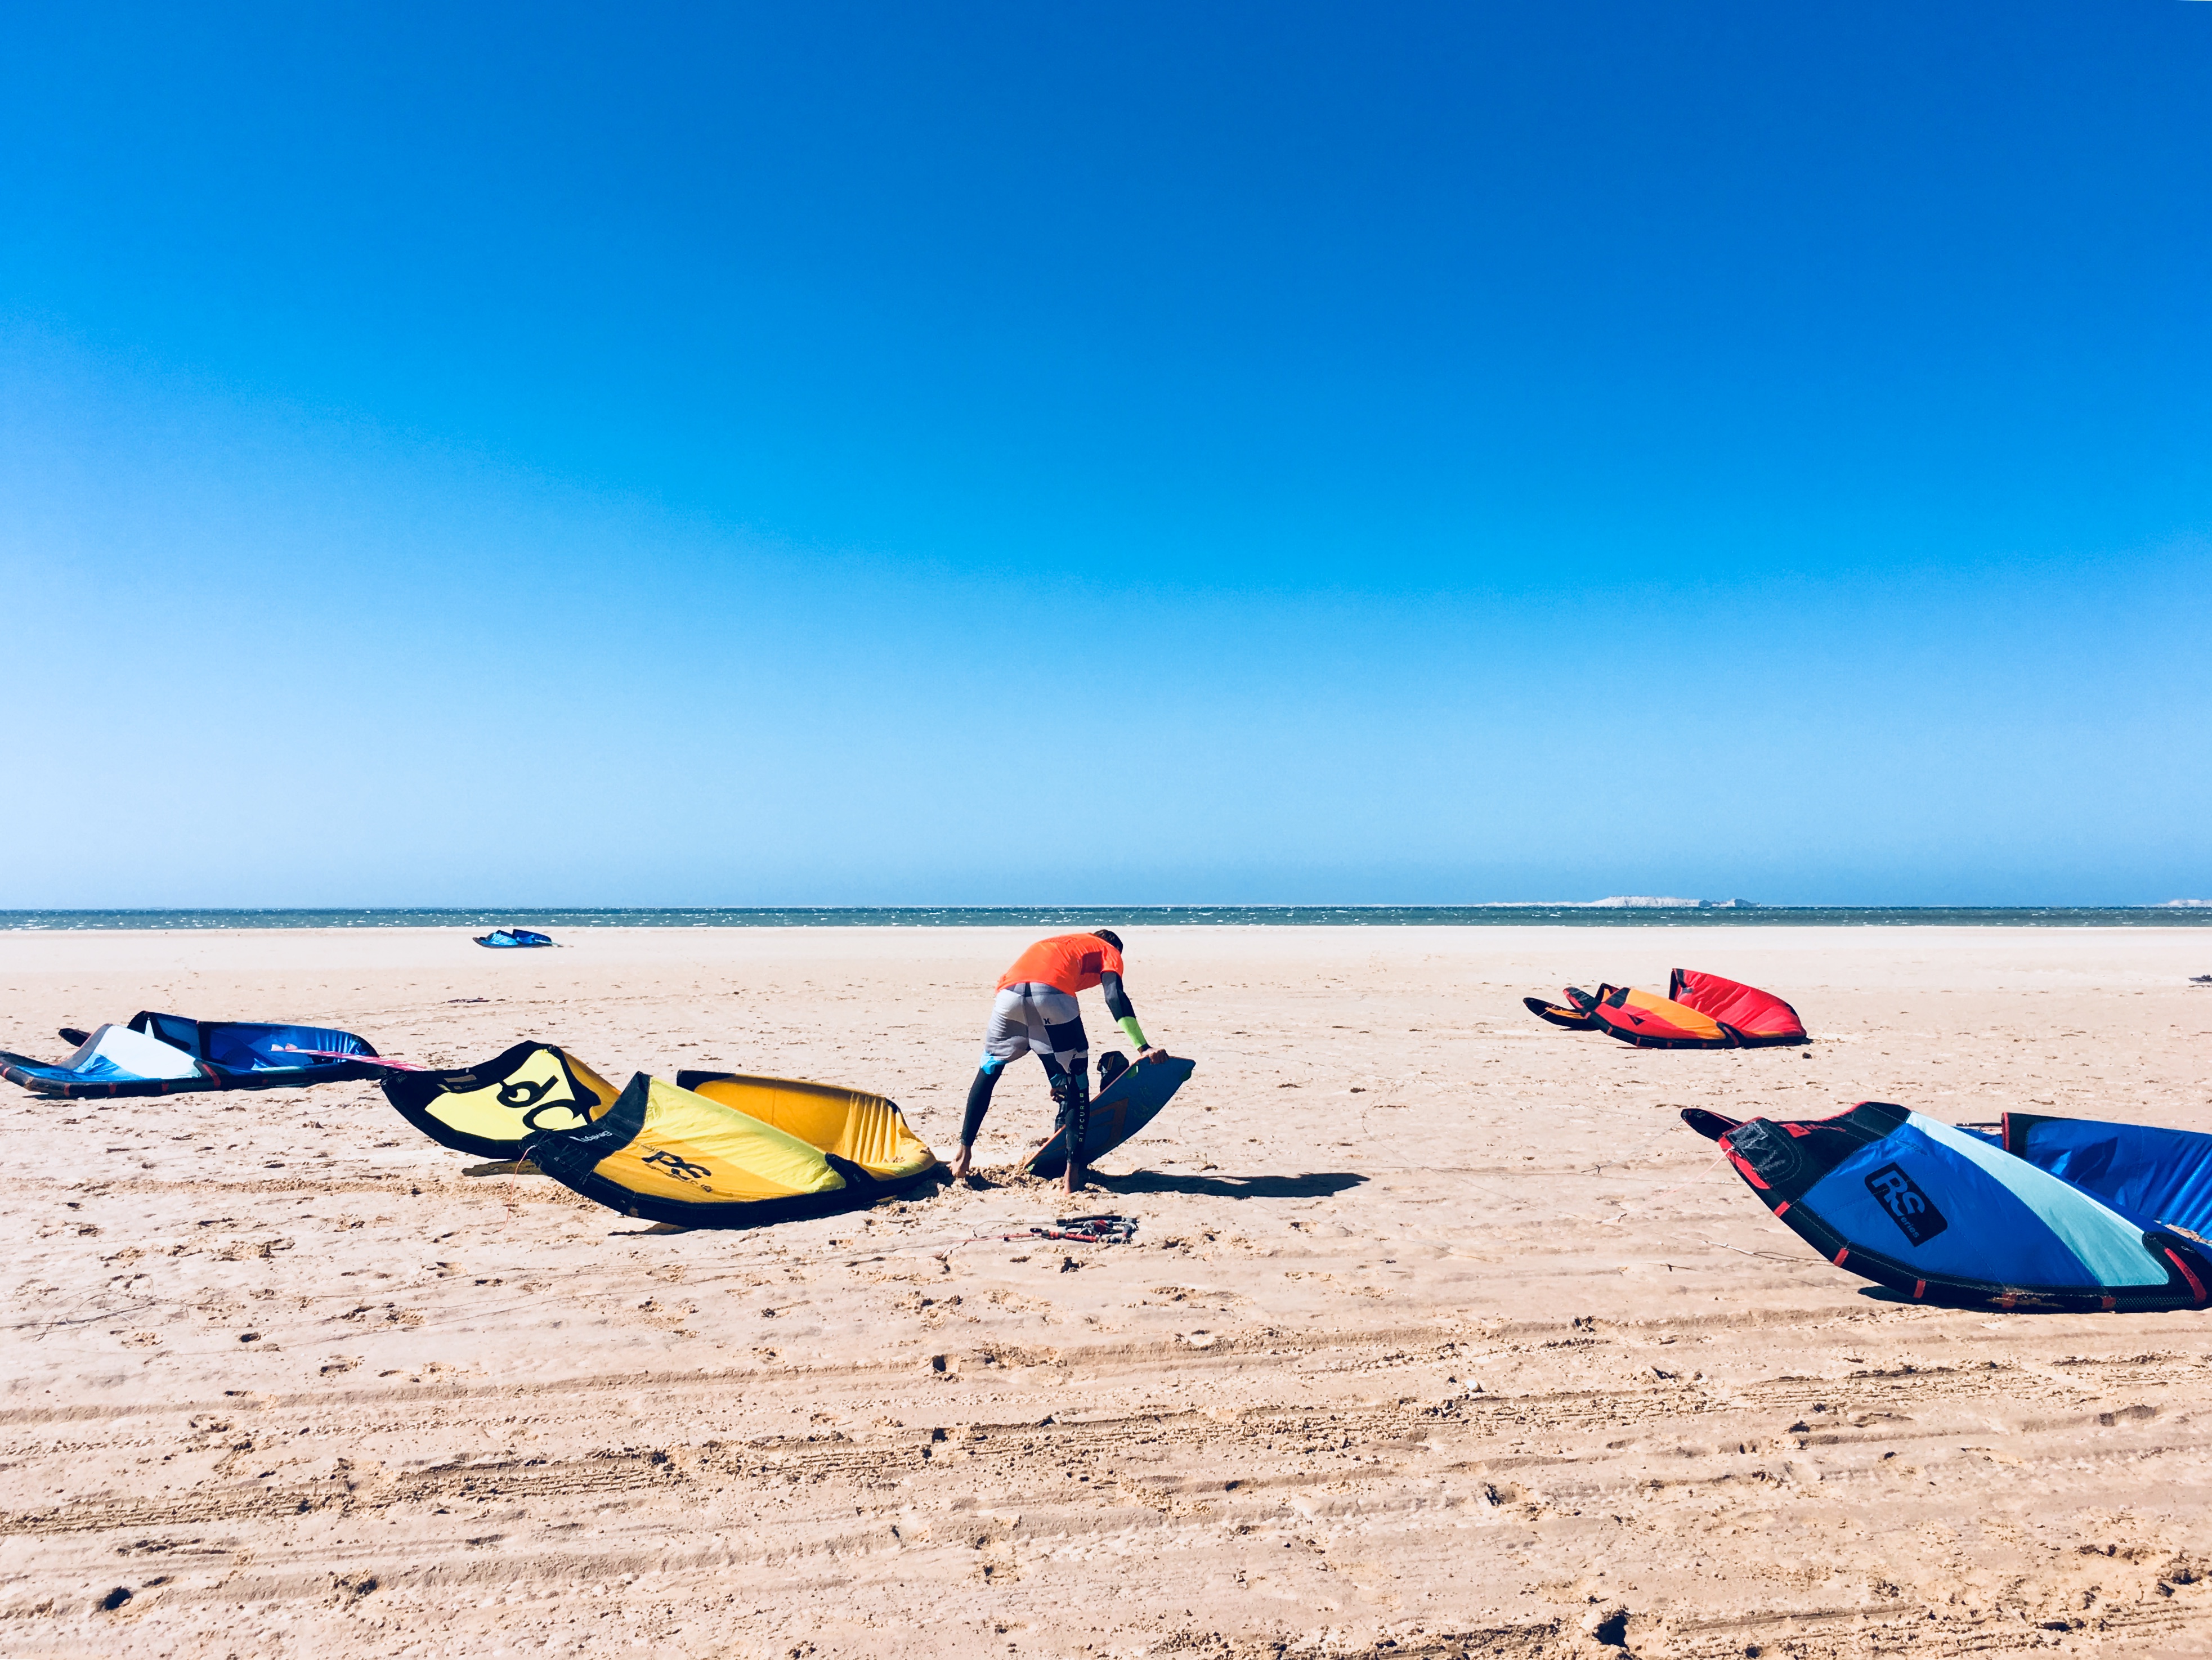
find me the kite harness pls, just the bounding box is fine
[956,1214,1139,1249]
[1019,1213,1137,1245]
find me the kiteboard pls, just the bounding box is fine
[1023,1053,1194,1180]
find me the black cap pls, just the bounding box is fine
[1090,928,1123,952]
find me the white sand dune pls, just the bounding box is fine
[1,925,2207,1657]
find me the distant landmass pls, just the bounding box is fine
[1479,897,1756,909]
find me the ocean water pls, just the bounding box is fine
[2,905,2208,931]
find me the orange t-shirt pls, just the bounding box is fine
[996,933,1125,995]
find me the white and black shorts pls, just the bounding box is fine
[981,982,1089,1076]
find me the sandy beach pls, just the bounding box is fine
[1,923,2207,1659]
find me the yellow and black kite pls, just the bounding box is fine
[382,1042,621,1160]
[525,1069,938,1227]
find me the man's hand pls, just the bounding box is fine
[947,1145,972,1181]
[1139,1046,1169,1065]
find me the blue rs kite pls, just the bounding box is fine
[1689,1102,2212,1313]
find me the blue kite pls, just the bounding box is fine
[1689,1102,2211,1312]
[475,928,557,948]
[0,1012,383,1098]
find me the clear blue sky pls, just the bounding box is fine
[3,2,2207,907]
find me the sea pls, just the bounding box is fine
[2,905,2209,931]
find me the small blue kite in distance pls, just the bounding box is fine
[474,928,557,949]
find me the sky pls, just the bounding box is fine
[3,1,2209,908]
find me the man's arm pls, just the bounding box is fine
[1098,970,1166,1061]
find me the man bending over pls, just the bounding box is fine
[948,928,1168,1194]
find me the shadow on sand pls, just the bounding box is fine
[1088,1169,1369,1201]
[1857,1285,2062,1312]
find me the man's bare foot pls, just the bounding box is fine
[1064,1159,1086,1196]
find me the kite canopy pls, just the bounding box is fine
[1690,1101,2211,1312]
[675,1070,937,1186]
[1523,986,1606,1030]
[1663,970,1806,1044]
[381,1042,620,1159]
[0,1012,380,1098]
[1525,971,1806,1048]
[476,929,555,948]
[1987,1113,2212,1240]
[529,1072,937,1227]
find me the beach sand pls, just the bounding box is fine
[1,924,2207,1658]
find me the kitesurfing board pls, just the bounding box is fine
[1023,1055,1194,1180]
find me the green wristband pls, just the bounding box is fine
[1117,1016,1149,1051]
